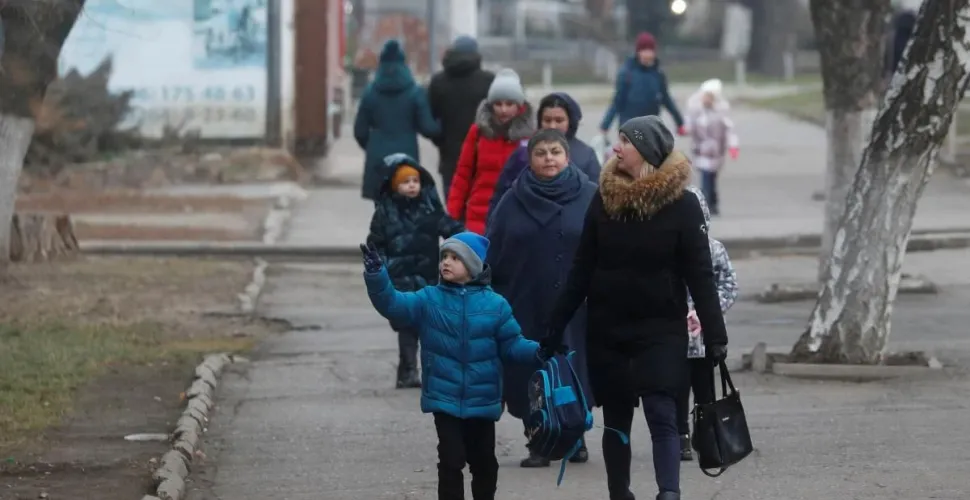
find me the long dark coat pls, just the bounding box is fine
[428,48,495,184]
[547,153,728,407]
[486,164,598,418]
[354,41,440,200]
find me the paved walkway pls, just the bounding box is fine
[299,93,970,248]
[184,89,970,499]
[186,171,970,499]
[189,259,970,500]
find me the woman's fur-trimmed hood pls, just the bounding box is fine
[474,100,535,141]
[598,151,692,219]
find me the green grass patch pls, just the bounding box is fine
[0,256,265,450]
[740,87,970,137]
[0,319,254,449]
[662,59,821,86]
[739,87,826,125]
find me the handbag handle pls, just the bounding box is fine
[717,360,739,398]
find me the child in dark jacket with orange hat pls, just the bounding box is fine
[367,153,464,388]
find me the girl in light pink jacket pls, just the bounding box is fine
[685,79,738,216]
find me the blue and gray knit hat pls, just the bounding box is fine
[440,232,489,278]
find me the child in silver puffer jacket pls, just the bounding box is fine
[678,184,739,461]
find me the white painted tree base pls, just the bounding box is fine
[792,0,970,363]
[0,113,36,268]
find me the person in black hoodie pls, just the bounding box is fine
[428,35,495,198]
[541,116,729,500]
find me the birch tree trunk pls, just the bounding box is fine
[809,0,892,282]
[0,0,86,270]
[0,115,36,270]
[791,0,970,364]
[741,0,799,77]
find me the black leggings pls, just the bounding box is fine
[676,358,716,435]
[602,394,681,499]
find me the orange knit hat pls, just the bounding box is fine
[391,165,421,190]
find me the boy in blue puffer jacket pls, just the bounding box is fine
[360,231,540,500]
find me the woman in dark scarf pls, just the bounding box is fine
[485,128,598,468]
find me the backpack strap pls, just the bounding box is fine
[556,439,584,487]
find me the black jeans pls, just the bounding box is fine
[433,413,499,500]
[676,358,716,436]
[602,394,681,499]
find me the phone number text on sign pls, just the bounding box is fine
[125,84,265,138]
[132,106,259,124]
[131,85,258,104]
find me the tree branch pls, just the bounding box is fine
[0,0,86,117]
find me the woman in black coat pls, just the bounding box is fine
[542,116,729,500]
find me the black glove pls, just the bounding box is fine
[359,243,383,273]
[708,344,728,365]
[538,330,563,360]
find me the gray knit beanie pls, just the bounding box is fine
[487,68,526,104]
[619,115,674,167]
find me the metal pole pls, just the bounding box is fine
[427,0,437,76]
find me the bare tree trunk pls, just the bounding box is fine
[9,212,79,263]
[808,0,891,282]
[791,0,970,364]
[819,109,876,282]
[742,0,798,77]
[0,0,86,271]
[0,115,36,269]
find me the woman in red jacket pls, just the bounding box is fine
[446,69,535,234]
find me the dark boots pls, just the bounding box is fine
[569,438,589,463]
[680,434,693,461]
[657,492,680,500]
[395,329,421,389]
[519,451,550,468]
[520,438,588,467]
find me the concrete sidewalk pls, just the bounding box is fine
[304,95,970,249]
[188,257,970,500]
[183,167,970,498]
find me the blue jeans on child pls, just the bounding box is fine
[697,169,719,215]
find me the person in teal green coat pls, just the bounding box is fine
[354,40,441,200]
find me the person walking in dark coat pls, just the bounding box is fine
[541,116,729,500]
[600,32,685,138]
[487,92,601,222]
[355,40,440,200]
[366,153,464,388]
[428,35,496,198]
[485,129,598,468]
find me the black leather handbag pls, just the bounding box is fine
[691,360,753,477]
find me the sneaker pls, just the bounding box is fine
[680,434,693,461]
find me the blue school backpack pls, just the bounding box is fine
[524,350,594,486]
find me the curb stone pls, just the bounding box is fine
[147,352,243,500]
[238,257,268,315]
[733,344,945,381]
[262,194,293,244]
[754,273,938,303]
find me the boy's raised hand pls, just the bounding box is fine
[359,243,383,273]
